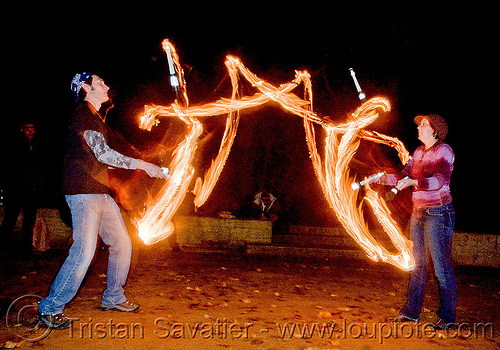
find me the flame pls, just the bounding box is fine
[303,99,414,270]
[135,113,202,245]
[192,57,241,209]
[162,39,189,106]
[134,39,414,271]
[359,130,411,165]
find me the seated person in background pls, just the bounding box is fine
[252,189,281,222]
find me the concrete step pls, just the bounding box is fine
[289,225,347,236]
[277,226,399,252]
[272,233,363,250]
[245,243,369,261]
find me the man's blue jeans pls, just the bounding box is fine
[39,194,132,314]
[400,203,457,324]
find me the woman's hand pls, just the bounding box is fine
[396,177,418,190]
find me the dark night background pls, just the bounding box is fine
[1,2,498,234]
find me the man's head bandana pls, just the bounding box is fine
[71,72,94,103]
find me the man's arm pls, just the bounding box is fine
[83,130,167,179]
[84,130,138,169]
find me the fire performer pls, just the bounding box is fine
[384,114,456,329]
[38,72,168,330]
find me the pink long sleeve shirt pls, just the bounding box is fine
[383,141,454,208]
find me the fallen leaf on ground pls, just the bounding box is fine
[317,310,333,318]
[4,340,25,349]
[337,306,352,312]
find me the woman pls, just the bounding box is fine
[386,114,456,330]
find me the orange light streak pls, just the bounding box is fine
[303,99,414,270]
[192,57,241,209]
[134,39,414,270]
[135,112,202,245]
[359,130,411,165]
[162,39,189,106]
[134,41,199,245]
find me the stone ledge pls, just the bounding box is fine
[452,232,499,268]
[2,208,498,268]
[172,215,273,248]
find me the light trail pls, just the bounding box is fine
[133,39,414,271]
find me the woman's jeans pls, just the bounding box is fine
[39,194,132,314]
[400,203,457,324]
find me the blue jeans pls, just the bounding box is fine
[39,194,132,314]
[400,203,457,324]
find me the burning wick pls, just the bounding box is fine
[351,171,385,191]
[349,68,366,101]
[386,176,409,201]
[164,40,179,91]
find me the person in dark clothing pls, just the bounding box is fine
[252,189,281,222]
[0,122,44,253]
[38,72,168,330]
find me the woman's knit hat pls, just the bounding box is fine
[414,114,448,141]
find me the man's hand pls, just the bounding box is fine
[136,160,169,179]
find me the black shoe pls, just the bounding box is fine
[37,312,71,330]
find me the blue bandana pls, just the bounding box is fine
[71,72,94,103]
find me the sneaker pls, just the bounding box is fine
[386,315,419,323]
[37,312,71,330]
[429,318,457,331]
[101,300,140,312]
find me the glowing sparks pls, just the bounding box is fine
[134,39,415,271]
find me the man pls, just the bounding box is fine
[38,72,167,330]
[0,122,43,254]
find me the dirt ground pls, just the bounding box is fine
[0,243,499,350]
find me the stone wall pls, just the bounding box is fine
[452,232,500,268]
[0,208,73,248]
[172,215,272,249]
[1,208,498,268]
